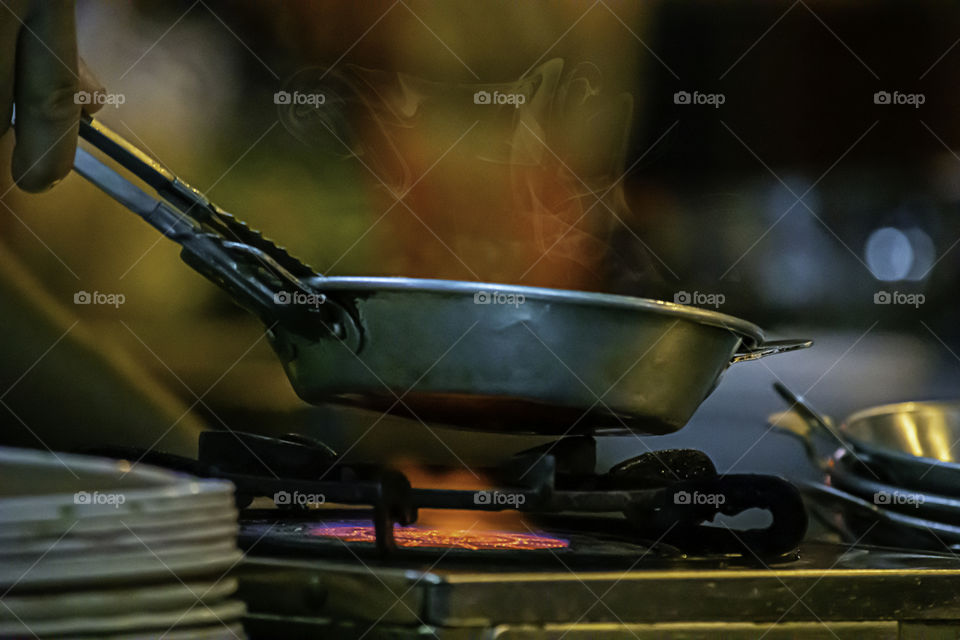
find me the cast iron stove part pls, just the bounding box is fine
[512,436,597,482]
[220,468,417,555]
[232,433,806,556]
[627,474,808,556]
[604,448,718,490]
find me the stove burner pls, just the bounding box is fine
[84,431,808,558]
[308,519,569,551]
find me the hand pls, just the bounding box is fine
[1,1,104,192]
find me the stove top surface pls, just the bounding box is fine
[236,541,960,638]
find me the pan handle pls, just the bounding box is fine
[769,382,857,471]
[730,338,812,363]
[74,117,361,348]
[772,381,837,439]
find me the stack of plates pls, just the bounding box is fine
[0,446,246,639]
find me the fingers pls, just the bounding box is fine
[78,57,105,115]
[12,0,80,193]
[0,0,26,140]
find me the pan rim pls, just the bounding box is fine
[843,401,960,468]
[845,400,960,426]
[309,276,766,346]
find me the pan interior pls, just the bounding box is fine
[844,403,960,463]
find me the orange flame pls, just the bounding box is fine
[397,459,527,531]
[309,520,568,551]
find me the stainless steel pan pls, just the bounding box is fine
[72,117,811,435]
[773,382,960,494]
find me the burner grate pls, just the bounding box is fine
[84,430,808,558]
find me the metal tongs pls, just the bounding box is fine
[73,117,353,342]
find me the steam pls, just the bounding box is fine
[276,59,661,289]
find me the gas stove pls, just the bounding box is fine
[92,430,808,558]
[86,429,960,638]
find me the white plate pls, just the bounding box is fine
[0,517,238,559]
[0,541,243,590]
[0,578,237,620]
[59,623,247,640]
[0,446,235,524]
[0,599,246,636]
[0,502,237,540]
[86,624,248,640]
